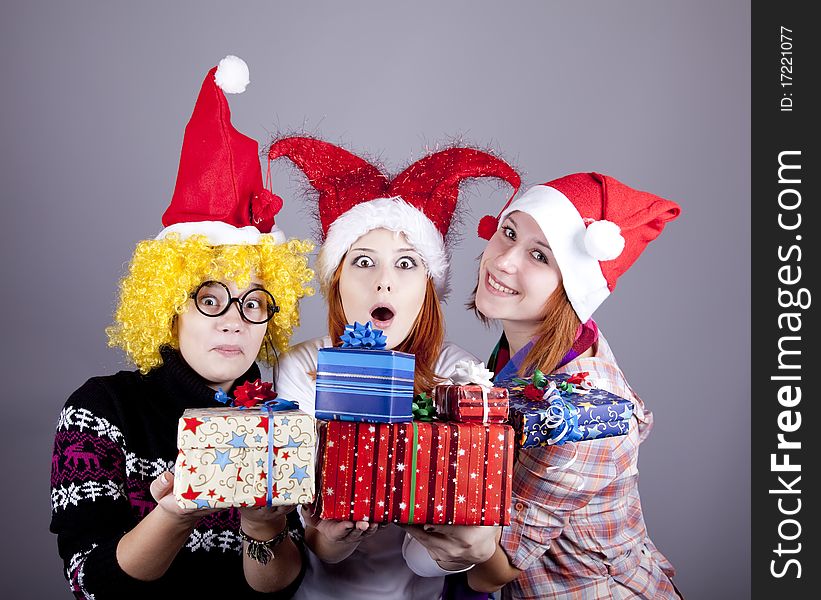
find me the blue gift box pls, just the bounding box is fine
[315,347,415,423]
[504,373,634,448]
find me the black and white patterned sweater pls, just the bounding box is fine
[50,348,304,599]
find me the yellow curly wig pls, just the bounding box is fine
[107,234,314,373]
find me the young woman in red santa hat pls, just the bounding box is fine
[269,137,520,600]
[434,173,683,598]
[50,57,314,598]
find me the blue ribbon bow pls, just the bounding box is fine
[544,394,583,445]
[339,321,388,349]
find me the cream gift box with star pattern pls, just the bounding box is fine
[174,407,315,509]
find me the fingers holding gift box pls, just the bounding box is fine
[174,402,316,509]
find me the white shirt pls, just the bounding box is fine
[276,336,477,600]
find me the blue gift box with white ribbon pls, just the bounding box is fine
[315,322,415,423]
[504,372,634,448]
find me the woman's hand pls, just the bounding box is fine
[315,518,379,543]
[300,504,380,563]
[239,504,295,540]
[150,471,219,525]
[401,524,501,570]
[301,503,379,544]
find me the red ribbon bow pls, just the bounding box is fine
[233,378,278,408]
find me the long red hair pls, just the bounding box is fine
[518,284,580,376]
[326,262,445,394]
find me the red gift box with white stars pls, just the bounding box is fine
[173,407,316,509]
[317,420,513,525]
[433,384,509,424]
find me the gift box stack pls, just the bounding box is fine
[316,323,514,525]
[174,380,316,509]
[504,370,635,449]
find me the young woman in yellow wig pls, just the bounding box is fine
[50,56,313,599]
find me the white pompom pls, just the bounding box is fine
[214,55,250,94]
[584,220,625,261]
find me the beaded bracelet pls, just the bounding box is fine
[238,525,289,565]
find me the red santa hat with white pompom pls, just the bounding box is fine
[156,55,286,244]
[478,172,681,321]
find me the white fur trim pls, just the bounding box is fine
[155,221,286,245]
[315,197,449,298]
[500,186,610,321]
[214,55,249,94]
[584,220,624,260]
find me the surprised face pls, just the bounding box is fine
[338,228,428,350]
[177,278,268,391]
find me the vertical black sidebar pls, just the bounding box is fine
[752,2,817,598]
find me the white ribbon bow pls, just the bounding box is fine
[449,360,495,422]
[449,360,494,388]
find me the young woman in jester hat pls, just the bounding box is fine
[268,136,521,600]
[49,57,314,599]
[433,172,682,598]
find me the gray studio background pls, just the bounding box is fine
[1,1,750,598]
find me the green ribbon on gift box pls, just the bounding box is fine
[408,422,419,523]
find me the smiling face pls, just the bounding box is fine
[338,228,428,350]
[177,278,268,391]
[475,211,563,333]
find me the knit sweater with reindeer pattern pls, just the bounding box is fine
[50,348,304,599]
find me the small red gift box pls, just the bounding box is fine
[318,420,513,525]
[433,384,509,424]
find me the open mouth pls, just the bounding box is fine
[370,305,395,325]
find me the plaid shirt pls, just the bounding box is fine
[498,334,677,599]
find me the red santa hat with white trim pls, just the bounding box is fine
[266,137,520,299]
[156,55,286,244]
[478,172,681,321]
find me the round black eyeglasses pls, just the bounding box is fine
[190,281,279,324]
